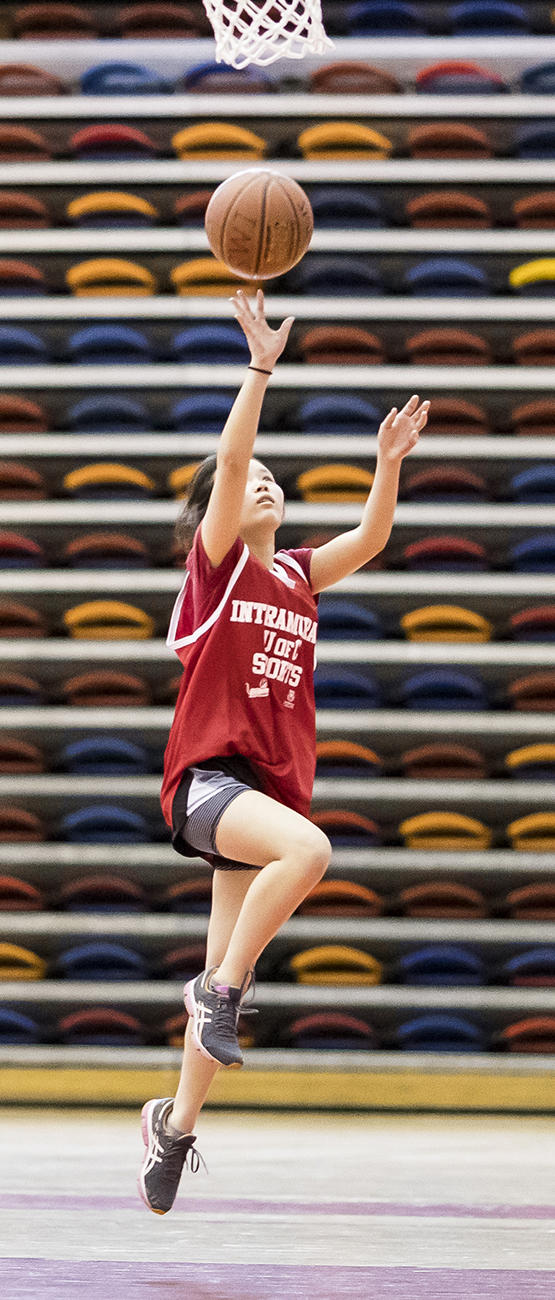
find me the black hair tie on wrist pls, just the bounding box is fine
[248,365,273,376]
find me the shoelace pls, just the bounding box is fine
[146,1130,207,1178]
[237,968,258,1020]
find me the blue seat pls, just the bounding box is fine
[317,598,383,640]
[309,186,386,229]
[515,123,555,159]
[67,324,153,365]
[395,1013,487,1051]
[171,393,235,432]
[61,737,150,776]
[66,394,150,432]
[509,536,555,573]
[182,61,271,91]
[56,941,148,980]
[0,1008,41,1044]
[81,62,173,94]
[347,1,426,35]
[502,947,555,985]
[0,326,49,364]
[398,945,486,986]
[404,257,490,297]
[449,1,529,34]
[61,804,149,843]
[521,63,555,95]
[171,324,250,364]
[298,394,382,434]
[510,465,555,504]
[314,668,381,708]
[286,256,384,296]
[400,669,488,710]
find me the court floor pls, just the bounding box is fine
[1,1106,553,1297]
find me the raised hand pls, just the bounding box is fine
[377,395,430,463]
[232,288,294,373]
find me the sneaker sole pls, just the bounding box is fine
[137,1099,167,1215]
[184,979,243,1070]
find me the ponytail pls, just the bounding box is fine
[173,454,217,565]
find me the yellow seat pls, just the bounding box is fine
[63,463,155,495]
[298,122,392,160]
[66,258,156,297]
[400,811,492,850]
[171,258,258,296]
[172,123,266,160]
[297,463,374,503]
[63,601,154,640]
[289,944,383,985]
[509,258,555,290]
[401,604,493,642]
[507,812,555,850]
[0,942,46,980]
[168,463,202,499]
[505,743,555,771]
[66,192,159,224]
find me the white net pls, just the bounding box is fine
[202,0,333,69]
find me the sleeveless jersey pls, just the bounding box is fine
[161,528,318,827]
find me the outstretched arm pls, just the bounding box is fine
[309,395,430,594]
[201,289,294,568]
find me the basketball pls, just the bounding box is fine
[204,169,313,280]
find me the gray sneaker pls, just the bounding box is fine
[138,1097,204,1214]
[184,967,252,1068]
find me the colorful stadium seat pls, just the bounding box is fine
[405,192,492,228]
[0,191,50,228]
[312,809,382,846]
[64,532,150,568]
[63,600,155,639]
[67,324,154,364]
[0,671,43,706]
[0,737,43,771]
[0,126,51,160]
[398,881,488,919]
[63,463,155,499]
[13,4,98,38]
[298,394,383,433]
[170,323,250,364]
[401,605,493,642]
[81,62,171,94]
[158,879,213,914]
[497,1017,555,1053]
[0,326,48,364]
[347,1,426,35]
[403,257,490,296]
[310,61,401,94]
[504,744,555,780]
[503,884,555,921]
[0,259,47,294]
[299,326,385,364]
[66,258,157,296]
[449,1,529,34]
[399,812,492,849]
[0,531,44,567]
[296,464,374,502]
[514,123,555,160]
[314,668,381,708]
[61,736,150,775]
[0,461,46,498]
[510,465,555,502]
[400,742,487,779]
[509,536,555,572]
[0,600,46,637]
[66,395,149,432]
[0,943,46,979]
[317,598,383,638]
[405,328,491,365]
[511,398,555,436]
[0,1009,41,1044]
[171,258,255,295]
[403,466,489,501]
[298,122,393,160]
[512,329,555,365]
[502,948,555,987]
[297,879,384,916]
[174,191,214,224]
[172,123,266,160]
[286,256,384,295]
[506,812,555,850]
[67,192,159,228]
[424,397,489,436]
[395,1013,486,1051]
[509,605,555,641]
[282,1012,377,1050]
[117,3,206,38]
[57,874,148,912]
[521,62,555,94]
[0,875,45,909]
[181,61,271,92]
[399,669,488,710]
[171,393,235,431]
[0,806,45,839]
[512,192,555,228]
[403,536,488,571]
[0,63,66,94]
[287,944,383,985]
[510,258,555,295]
[56,941,147,980]
[315,739,382,778]
[415,60,508,93]
[62,670,151,706]
[397,944,486,986]
[408,123,493,158]
[61,805,149,843]
[507,671,555,711]
[69,124,158,160]
[58,1008,147,1046]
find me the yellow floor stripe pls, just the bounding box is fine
[1,1067,553,1111]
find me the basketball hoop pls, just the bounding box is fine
[202,0,333,69]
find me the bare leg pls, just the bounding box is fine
[170,867,258,1134]
[210,790,331,988]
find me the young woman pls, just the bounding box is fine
[139,289,429,1214]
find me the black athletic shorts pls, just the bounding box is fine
[171,754,264,871]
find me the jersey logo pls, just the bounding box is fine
[284,688,297,709]
[246,681,270,699]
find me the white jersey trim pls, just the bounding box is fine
[167,541,250,650]
[274,550,311,586]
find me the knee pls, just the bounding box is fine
[295,826,331,886]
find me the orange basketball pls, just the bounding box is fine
[204,168,313,280]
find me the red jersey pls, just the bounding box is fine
[161,528,318,827]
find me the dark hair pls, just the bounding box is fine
[173,454,217,564]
